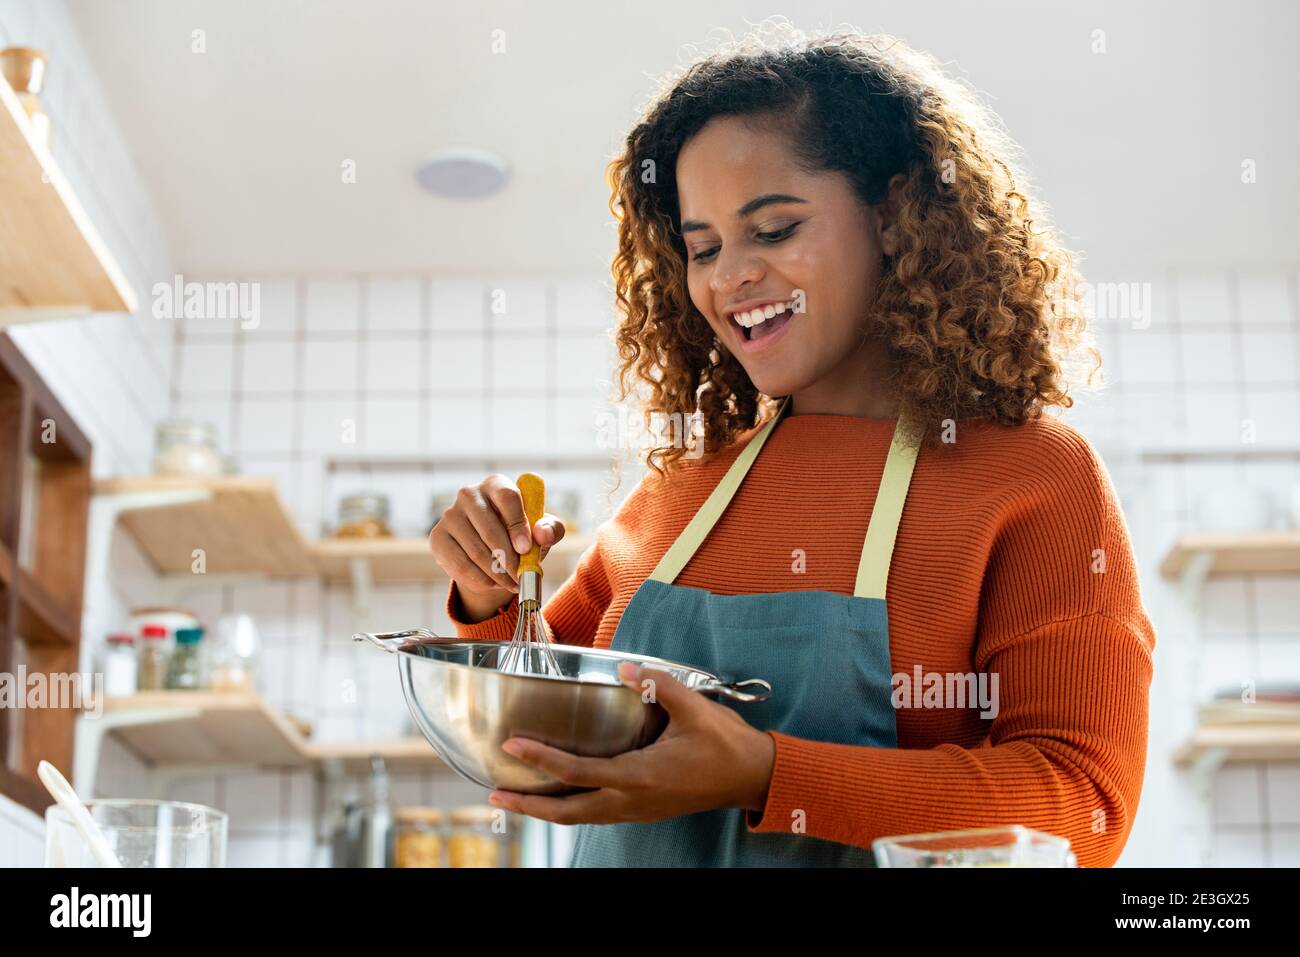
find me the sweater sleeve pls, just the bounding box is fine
[745,423,1157,868]
[445,532,611,648]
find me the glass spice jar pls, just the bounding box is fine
[393,807,445,868]
[102,633,138,698]
[137,625,170,691]
[447,805,506,868]
[334,492,393,538]
[153,419,222,477]
[166,627,204,690]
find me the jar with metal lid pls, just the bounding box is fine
[393,807,445,868]
[137,625,170,691]
[334,492,393,538]
[447,805,506,868]
[166,627,204,690]
[153,419,222,477]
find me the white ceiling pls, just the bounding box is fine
[68,0,1300,277]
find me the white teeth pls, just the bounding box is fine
[731,300,794,330]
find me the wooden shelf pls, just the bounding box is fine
[95,691,444,774]
[1160,531,1300,579]
[1173,721,1300,767]
[0,75,136,320]
[101,691,313,768]
[309,738,444,774]
[95,476,316,577]
[314,533,593,584]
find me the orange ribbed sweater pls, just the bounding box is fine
[446,410,1157,868]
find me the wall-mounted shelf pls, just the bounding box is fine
[1159,526,1300,866]
[310,738,443,774]
[313,533,592,585]
[95,477,316,578]
[1160,531,1300,579]
[99,691,313,768]
[1173,721,1300,768]
[77,690,444,797]
[0,75,136,323]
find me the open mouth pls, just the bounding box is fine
[730,300,796,342]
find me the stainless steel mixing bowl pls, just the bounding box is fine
[354,630,774,795]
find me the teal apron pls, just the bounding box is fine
[569,395,921,867]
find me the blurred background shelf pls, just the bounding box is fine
[1173,722,1300,767]
[89,691,443,777]
[309,738,443,773]
[313,533,593,585]
[95,476,316,578]
[1159,531,1300,579]
[0,75,136,322]
[98,691,313,768]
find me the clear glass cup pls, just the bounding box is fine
[873,825,1076,868]
[45,800,228,868]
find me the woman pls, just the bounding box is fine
[429,28,1156,868]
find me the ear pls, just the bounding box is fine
[876,173,909,258]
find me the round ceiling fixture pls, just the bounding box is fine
[415,149,510,199]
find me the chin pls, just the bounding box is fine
[739,368,808,401]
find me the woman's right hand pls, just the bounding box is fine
[429,473,567,623]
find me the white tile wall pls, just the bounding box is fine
[3,0,1294,869]
[1076,266,1300,868]
[85,272,621,867]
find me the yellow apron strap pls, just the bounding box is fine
[649,396,793,584]
[853,411,921,600]
[649,396,921,597]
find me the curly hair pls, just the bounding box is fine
[605,21,1100,480]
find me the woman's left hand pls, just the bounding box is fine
[487,662,776,824]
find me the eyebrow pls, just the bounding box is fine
[679,193,809,234]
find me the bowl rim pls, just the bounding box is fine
[394,638,730,688]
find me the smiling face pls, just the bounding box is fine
[676,114,903,413]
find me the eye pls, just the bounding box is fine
[757,223,799,243]
[689,223,800,264]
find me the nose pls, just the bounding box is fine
[708,247,765,299]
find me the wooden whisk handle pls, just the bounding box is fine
[517,472,545,576]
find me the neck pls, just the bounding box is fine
[789,337,901,419]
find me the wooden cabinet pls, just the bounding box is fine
[0,333,91,814]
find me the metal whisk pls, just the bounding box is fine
[499,472,563,676]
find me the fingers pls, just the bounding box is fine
[488,787,616,826]
[434,509,517,594]
[428,474,565,598]
[501,738,634,790]
[533,514,566,559]
[619,663,697,716]
[484,474,533,554]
